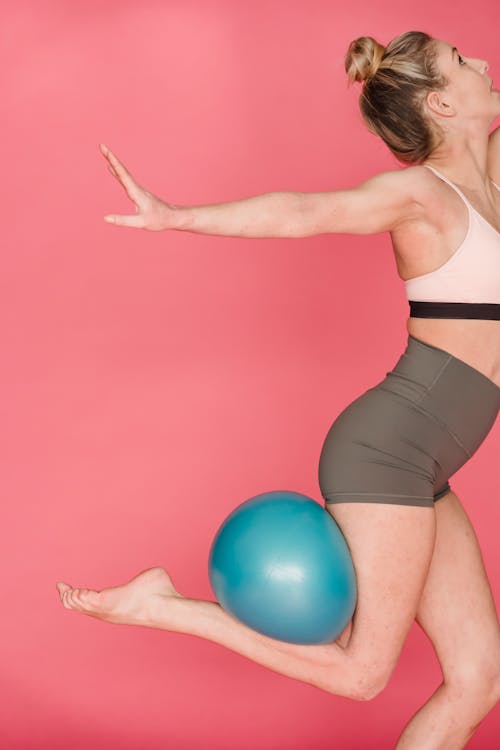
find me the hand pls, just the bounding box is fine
[100,144,176,231]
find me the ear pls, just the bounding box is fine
[425,90,456,118]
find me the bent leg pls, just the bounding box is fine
[164,496,438,699]
[394,490,500,750]
[57,567,362,698]
[57,494,436,704]
[325,500,437,696]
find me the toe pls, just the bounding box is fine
[70,589,82,608]
[75,588,100,612]
[62,590,73,609]
[78,589,92,608]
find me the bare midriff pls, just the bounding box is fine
[406,317,500,388]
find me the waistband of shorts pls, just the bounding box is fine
[379,334,500,408]
[406,334,500,395]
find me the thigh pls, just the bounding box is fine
[415,490,500,687]
[325,500,436,694]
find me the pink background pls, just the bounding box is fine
[2,1,499,748]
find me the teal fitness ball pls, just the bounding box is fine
[208,490,357,644]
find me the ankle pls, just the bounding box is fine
[146,591,188,631]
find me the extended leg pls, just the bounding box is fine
[394,490,500,750]
[57,499,436,701]
[57,567,359,697]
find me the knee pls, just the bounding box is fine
[355,664,500,705]
[479,667,500,707]
[347,661,394,702]
[356,674,391,701]
[448,661,500,709]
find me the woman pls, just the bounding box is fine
[57,31,500,749]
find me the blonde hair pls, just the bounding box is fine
[344,31,447,164]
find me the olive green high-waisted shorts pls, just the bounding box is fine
[318,334,500,508]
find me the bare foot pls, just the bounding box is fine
[56,567,182,627]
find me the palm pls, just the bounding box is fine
[100,144,169,231]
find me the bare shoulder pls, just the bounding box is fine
[385,164,443,232]
[487,125,500,183]
[399,164,443,205]
[389,165,462,280]
[368,164,441,210]
[396,164,452,235]
[357,164,432,202]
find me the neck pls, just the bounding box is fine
[424,133,491,187]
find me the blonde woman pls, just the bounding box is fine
[57,31,500,750]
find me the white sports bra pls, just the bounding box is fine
[404,164,500,320]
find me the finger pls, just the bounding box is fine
[101,147,120,180]
[103,213,145,229]
[100,144,144,202]
[104,149,144,201]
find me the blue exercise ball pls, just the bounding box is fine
[208,490,357,645]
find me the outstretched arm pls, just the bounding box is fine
[100,143,422,238]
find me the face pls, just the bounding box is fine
[427,39,499,125]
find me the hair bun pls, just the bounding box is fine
[345,36,386,84]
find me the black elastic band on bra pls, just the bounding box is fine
[408,301,500,320]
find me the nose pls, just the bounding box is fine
[471,58,489,74]
[465,56,489,74]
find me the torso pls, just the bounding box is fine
[390,164,500,387]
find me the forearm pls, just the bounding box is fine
[170,191,310,238]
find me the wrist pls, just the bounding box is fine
[167,204,193,232]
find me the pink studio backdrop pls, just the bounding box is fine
[2,1,499,748]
